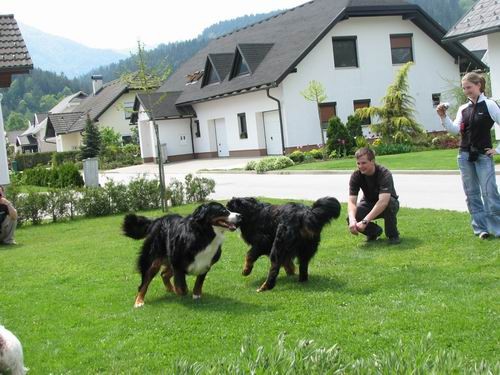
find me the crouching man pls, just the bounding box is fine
[347,148,400,244]
[0,186,17,245]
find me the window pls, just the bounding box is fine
[332,37,358,68]
[124,101,134,119]
[201,58,220,87]
[319,102,337,128]
[353,99,371,125]
[230,49,250,79]
[432,93,441,107]
[194,120,201,138]
[122,135,132,144]
[238,113,248,139]
[390,34,413,64]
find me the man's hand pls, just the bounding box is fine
[349,219,359,235]
[485,148,498,157]
[356,221,367,233]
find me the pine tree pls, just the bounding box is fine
[80,115,101,159]
[356,62,423,144]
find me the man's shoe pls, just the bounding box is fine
[388,236,401,245]
[479,232,490,240]
[366,227,383,242]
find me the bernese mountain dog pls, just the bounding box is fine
[227,197,341,292]
[123,202,241,307]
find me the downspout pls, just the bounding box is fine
[189,117,196,159]
[266,87,286,155]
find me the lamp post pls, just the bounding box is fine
[0,93,10,185]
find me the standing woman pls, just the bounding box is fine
[437,72,500,239]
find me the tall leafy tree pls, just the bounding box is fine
[356,62,423,144]
[80,115,101,159]
[5,112,27,131]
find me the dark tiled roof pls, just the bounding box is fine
[6,130,23,145]
[17,134,37,146]
[131,91,196,123]
[444,0,500,41]
[46,79,129,135]
[0,14,33,72]
[35,113,48,123]
[47,112,84,135]
[160,0,484,105]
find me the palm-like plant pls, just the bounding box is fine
[356,62,423,143]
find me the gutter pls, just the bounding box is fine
[266,87,286,155]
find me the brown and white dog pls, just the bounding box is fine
[0,325,27,375]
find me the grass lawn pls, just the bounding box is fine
[0,201,499,373]
[286,149,500,171]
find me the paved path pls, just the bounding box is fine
[98,159,487,212]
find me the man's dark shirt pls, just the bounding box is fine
[349,164,398,203]
[0,203,9,225]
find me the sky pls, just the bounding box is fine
[3,0,308,51]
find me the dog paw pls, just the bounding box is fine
[257,284,269,293]
[242,268,252,276]
[134,301,144,308]
[192,294,202,300]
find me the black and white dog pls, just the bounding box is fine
[123,202,241,307]
[227,197,341,292]
[0,325,27,375]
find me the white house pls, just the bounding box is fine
[443,0,500,140]
[18,92,87,153]
[134,0,484,162]
[45,76,140,152]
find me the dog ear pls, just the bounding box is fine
[192,204,209,223]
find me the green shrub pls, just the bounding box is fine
[346,114,363,139]
[127,177,162,211]
[244,160,257,171]
[14,152,53,171]
[77,187,112,217]
[56,163,84,188]
[52,151,80,167]
[308,148,324,160]
[22,163,84,188]
[46,188,69,222]
[184,174,215,203]
[288,150,305,163]
[326,116,353,157]
[165,179,185,207]
[254,156,294,173]
[18,190,49,225]
[373,143,413,156]
[103,180,129,214]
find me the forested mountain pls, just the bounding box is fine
[19,23,127,79]
[1,1,477,131]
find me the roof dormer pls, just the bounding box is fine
[229,43,274,80]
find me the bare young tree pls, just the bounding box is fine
[301,80,327,145]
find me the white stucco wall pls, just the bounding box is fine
[281,16,461,146]
[191,88,282,154]
[57,132,81,152]
[96,91,136,137]
[137,104,193,158]
[487,32,500,140]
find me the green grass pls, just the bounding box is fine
[0,201,499,373]
[286,149,500,171]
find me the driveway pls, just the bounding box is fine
[99,158,478,212]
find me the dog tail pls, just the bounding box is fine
[308,196,341,228]
[122,214,153,240]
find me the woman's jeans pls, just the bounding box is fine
[458,151,500,237]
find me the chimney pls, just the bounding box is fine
[91,75,103,95]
